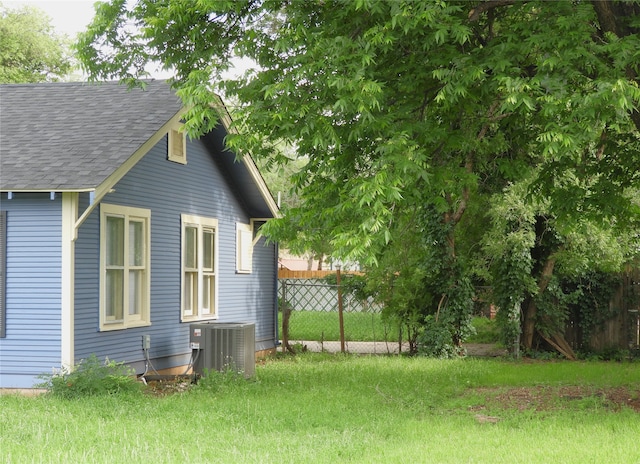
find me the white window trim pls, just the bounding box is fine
[236,222,253,274]
[167,124,187,164]
[99,204,151,331]
[181,214,219,322]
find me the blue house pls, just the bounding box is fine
[0,81,279,389]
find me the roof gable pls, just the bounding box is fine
[0,80,182,191]
[0,80,278,218]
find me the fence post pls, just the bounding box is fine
[337,265,345,353]
[282,280,291,353]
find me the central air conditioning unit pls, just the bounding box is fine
[189,322,255,378]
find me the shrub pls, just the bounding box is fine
[37,354,142,398]
[417,316,461,358]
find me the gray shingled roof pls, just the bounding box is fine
[0,80,182,191]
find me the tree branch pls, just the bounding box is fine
[446,101,501,226]
[468,0,518,22]
[477,100,501,141]
[590,0,640,132]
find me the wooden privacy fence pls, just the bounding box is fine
[565,266,640,352]
[595,266,640,350]
[278,269,363,279]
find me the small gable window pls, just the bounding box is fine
[236,223,253,274]
[168,126,186,164]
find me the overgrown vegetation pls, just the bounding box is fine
[193,367,247,394]
[466,316,501,344]
[4,355,639,463]
[36,354,142,398]
[484,178,638,358]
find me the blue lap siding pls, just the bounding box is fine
[0,194,62,388]
[73,133,277,373]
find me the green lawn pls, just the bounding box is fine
[2,355,639,463]
[281,309,398,342]
[466,316,501,343]
[280,310,501,345]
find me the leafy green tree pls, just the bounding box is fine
[0,2,73,83]
[77,0,640,354]
[255,153,333,269]
[484,176,638,357]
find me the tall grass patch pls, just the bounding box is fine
[36,354,142,398]
[2,355,639,463]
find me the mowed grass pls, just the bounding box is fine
[2,355,639,463]
[281,309,398,342]
[280,310,501,345]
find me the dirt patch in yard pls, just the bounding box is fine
[464,343,508,357]
[142,375,194,397]
[469,385,640,413]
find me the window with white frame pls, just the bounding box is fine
[167,125,186,164]
[100,204,151,331]
[236,222,253,274]
[181,214,218,321]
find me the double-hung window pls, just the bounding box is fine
[181,214,218,321]
[100,204,151,331]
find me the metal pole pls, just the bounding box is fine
[282,280,289,353]
[337,265,345,353]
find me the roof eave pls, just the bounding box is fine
[213,96,281,219]
[0,188,95,193]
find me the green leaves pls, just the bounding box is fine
[76,1,640,350]
[0,3,74,83]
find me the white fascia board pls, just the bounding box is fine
[242,155,281,217]
[0,188,95,193]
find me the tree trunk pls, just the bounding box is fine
[522,298,536,351]
[540,331,576,360]
[521,253,577,359]
[522,255,556,349]
[281,292,294,353]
